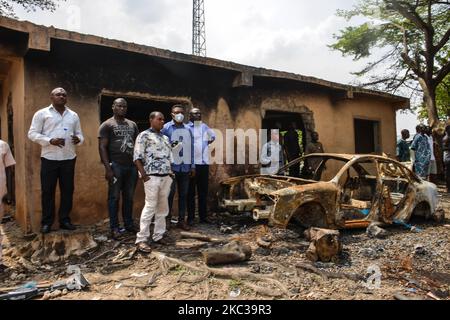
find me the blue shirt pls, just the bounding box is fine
[187,121,216,165]
[162,121,195,173]
[411,134,431,178]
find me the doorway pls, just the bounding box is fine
[99,94,184,132]
[262,111,306,151]
[354,118,381,154]
[262,111,307,177]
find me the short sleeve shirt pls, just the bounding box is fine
[133,129,173,176]
[99,118,139,166]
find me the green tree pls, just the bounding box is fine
[436,74,450,118]
[418,74,450,119]
[0,0,65,18]
[330,0,450,128]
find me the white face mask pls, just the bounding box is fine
[174,114,185,123]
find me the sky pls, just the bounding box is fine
[12,0,419,135]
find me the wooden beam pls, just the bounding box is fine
[232,71,253,88]
[331,90,354,104]
[28,28,51,52]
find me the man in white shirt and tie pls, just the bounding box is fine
[28,88,84,234]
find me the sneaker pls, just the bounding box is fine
[110,229,123,240]
[136,242,152,254]
[170,217,179,225]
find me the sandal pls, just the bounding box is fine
[136,242,152,254]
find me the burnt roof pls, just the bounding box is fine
[0,16,409,108]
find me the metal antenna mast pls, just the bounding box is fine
[192,0,206,57]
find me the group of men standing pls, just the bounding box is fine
[397,125,434,180]
[26,88,216,254]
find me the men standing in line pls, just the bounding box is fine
[397,129,411,163]
[0,140,15,273]
[28,88,84,234]
[260,130,285,175]
[187,108,216,225]
[99,98,139,239]
[411,124,431,180]
[162,105,195,231]
[425,126,437,181]
[134,112,173,254]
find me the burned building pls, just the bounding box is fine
[0,17,409,233]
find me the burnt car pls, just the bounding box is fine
[218,154,439,229]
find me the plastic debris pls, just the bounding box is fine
[229,288,241,298]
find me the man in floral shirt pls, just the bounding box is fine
[134,112,173,253]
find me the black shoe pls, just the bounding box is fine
[200,218,211,224]
[0,264,8,273]
[153,237,172,246]
[110,229,123,240]
[187,220,195,226]
[125,226,138,234]
[60,222,76,231]
[41,225,51,234]
[177,222,191,231]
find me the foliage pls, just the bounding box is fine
[330,0,450,126]
[0,0,65,18]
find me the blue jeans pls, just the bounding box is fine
[168,172,190,222]
[108,162,138,230]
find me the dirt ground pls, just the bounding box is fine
[1,187,449,301]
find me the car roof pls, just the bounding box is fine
[304,153,390,161]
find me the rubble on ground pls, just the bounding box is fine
[0,188,449,300]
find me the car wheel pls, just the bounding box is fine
[291,203,328,228]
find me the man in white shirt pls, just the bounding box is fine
[28,88,84,234]
[0,140,15,273]
[260,130,285,175]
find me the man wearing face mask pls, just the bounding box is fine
[162,105,195,231]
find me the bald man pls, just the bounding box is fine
[28,88,84,234]
[99,98,139,239]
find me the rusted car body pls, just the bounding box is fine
[218,154,439,229]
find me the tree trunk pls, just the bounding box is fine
[419,78,439,128]
[419,79,444,176]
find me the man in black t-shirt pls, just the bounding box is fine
[99,98,139,239]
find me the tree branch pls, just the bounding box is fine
[434,60,450,85]
[434,28,450,54]
[387,0,429,32]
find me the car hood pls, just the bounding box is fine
[220,175,321,195]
